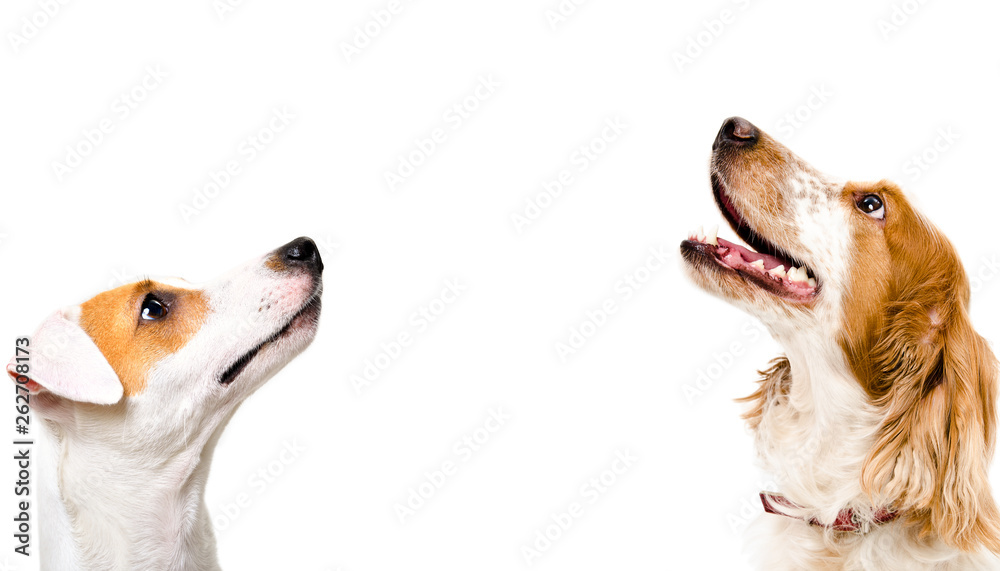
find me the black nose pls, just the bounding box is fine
[713,116,759,150]
[282,237,323,273]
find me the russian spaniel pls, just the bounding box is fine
[681,117,1000,570]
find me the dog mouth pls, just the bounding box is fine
[680,173,819,302]
[218,294,322,385]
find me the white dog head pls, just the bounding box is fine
[7,237,323,452]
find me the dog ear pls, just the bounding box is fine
[6,309,123,405]
[861,301,1000,553]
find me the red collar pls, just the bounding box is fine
[760,492,899,533]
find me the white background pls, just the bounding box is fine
[3,0,1000,569]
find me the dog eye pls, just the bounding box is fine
[857,194,885,220]
[140,295,168,321]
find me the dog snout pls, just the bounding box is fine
[713,116,759,151]
[279,236,324,274]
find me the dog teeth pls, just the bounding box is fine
[705,224,718,246]
[750,259,765,271]
[769,265,786,278]
[787,267,809,283]
[807,277,817,288]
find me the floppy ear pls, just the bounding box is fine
[861,301,1000,553]
[6,309,123,405]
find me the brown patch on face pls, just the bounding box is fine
[710,127,829,249]
[265,253,286,272]
[682,122,827,309]
[78,280,209,396]
[838,182,1000,553]
[837,180,963,399]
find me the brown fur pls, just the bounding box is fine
[265,251,287,272]
[838,182,1000,553]
[78,281,209,396]
[711,127,839,265]
[690,118,1000,558]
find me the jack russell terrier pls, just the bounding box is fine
[7,237,323,570]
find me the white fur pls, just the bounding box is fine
[747,513,1000,570]
[11,244,321,570]
[7,310,123,405]
[748,169,999,569]
[689,125,1000,569]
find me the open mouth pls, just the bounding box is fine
[681,174,819,301]
[218,295,322,385]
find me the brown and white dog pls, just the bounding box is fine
[681,118,1000,569]
[7,237,323,570]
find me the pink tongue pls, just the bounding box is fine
[716,237,787,271]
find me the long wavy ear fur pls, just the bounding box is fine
[860,298,1000,553]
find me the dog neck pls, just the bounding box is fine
[38,398,224,570]
[756,322,882,523]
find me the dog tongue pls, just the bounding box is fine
[716,237,787,271]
